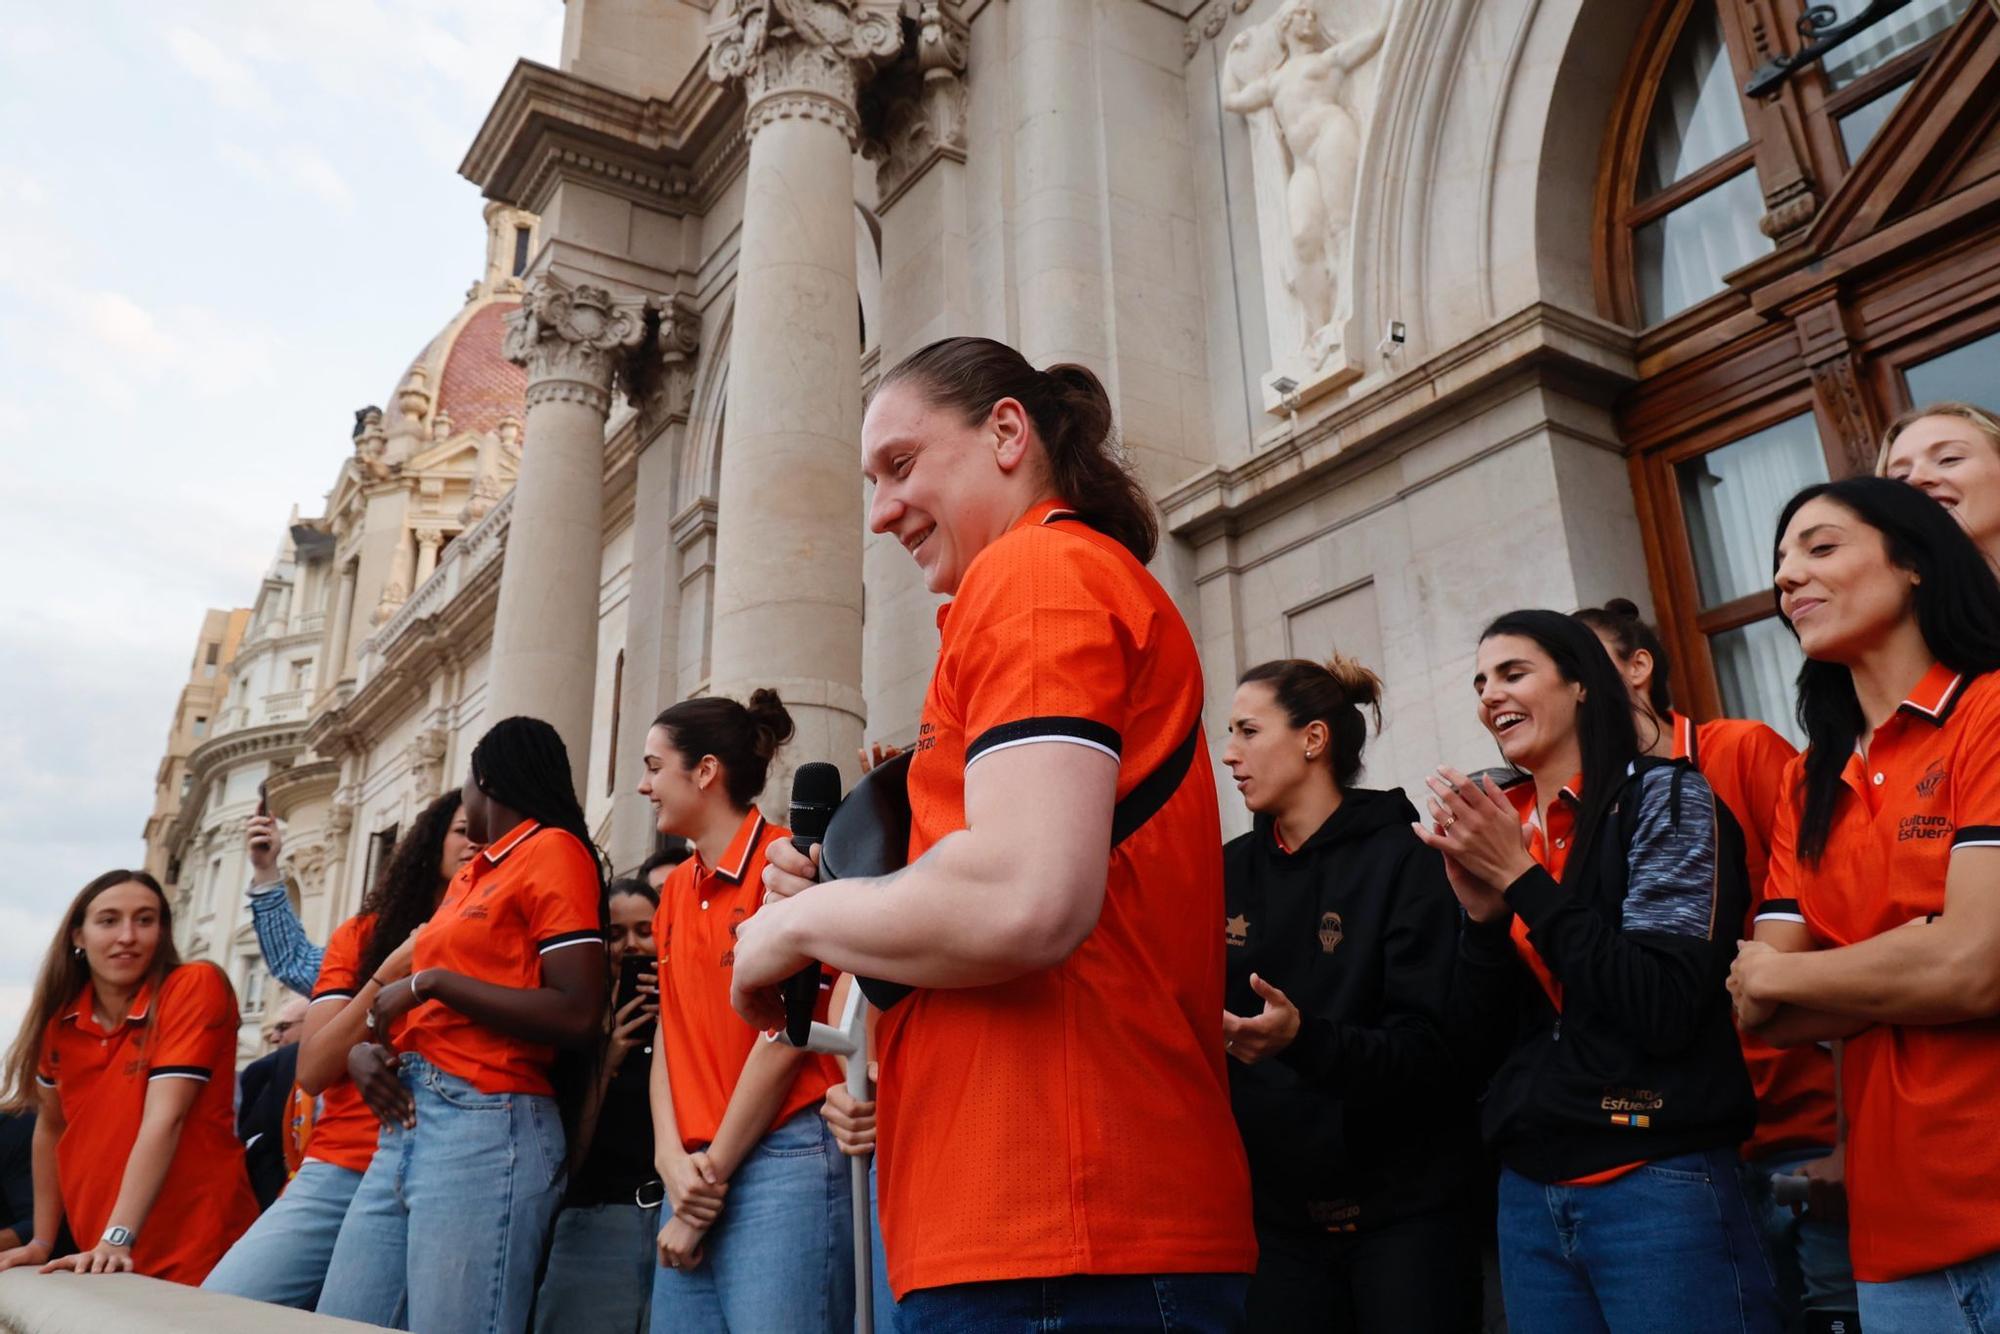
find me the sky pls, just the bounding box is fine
[0,2,565,1040]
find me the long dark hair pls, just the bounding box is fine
[3,871,194,1111]
[1239,653,1384,790]
[357,790,463,982]
[653,690,795,811]
[881,336,1159,563]
[468,717,611,1140]
[1480,610,1640,881]
[1773,477,2000,864]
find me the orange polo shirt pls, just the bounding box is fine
[876,501,1256,1298]
[35,963,258,1283]
[1670,714,1836,1159]
[400,820,604,1096]
[1757,665,2000,1282]
[653,809,841,1151]
[1505,775,1580,1012]
[304,913,388,1173]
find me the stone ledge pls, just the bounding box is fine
[0,1270,377,1333]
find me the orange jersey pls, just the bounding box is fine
[36,963,258,1283]
[304,914,388,1172]
[1670,714,1836,1159]
[876,502,1256,1298]
[402,820,604,1095]
[653,809,840,1150]
[1505,773,1581,1012]
[1757,666,2000,1281]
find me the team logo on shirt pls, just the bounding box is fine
[720,907,748,967]
[1897,814,1949,842]
[1225,914,1249,948]
[1317,912,1343,954]
[1916,760,1947,799]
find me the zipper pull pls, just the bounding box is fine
[1552,1018,1562,1042]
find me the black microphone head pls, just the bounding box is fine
[788,762,842,841]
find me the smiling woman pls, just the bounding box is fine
[1740,476,2000,1330]
[1875,401,2000,568]
[0,870,257,1284]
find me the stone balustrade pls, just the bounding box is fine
[356,489,514,684]
[0,1269,377,1332]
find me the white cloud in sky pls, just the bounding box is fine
[0,0,562,1043]
[165,26,273,113]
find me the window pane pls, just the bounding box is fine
[1837,79,1909,163]
[1821,0,1971,90]
[1639,2,1750,197]
[1677,413,1830,608]
[1905,329,2000,406]
[1635,169,1773,324]
[1711,616,1807,747]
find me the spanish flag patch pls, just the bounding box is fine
[1610,1113,1651,1128]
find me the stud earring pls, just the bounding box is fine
[71,947,84,959]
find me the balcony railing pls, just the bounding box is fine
[357,490,514,684]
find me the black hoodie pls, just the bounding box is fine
[1224,787,1483,1233]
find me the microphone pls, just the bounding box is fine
[779,763,842,1046]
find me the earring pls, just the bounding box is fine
[71,947,84,959]
[1304,749,1316,760]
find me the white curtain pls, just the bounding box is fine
[1823,0,1972,89]
[1639,2,1750,195]
[1712,617,1808,746]
[1677,413,1831,608]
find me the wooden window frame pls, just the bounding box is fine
[1608,0,2000,726]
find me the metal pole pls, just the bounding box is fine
[806,983,875,1332]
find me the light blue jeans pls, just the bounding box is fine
[1859,1247,2000,1333]
[532,1201,660,1334]
[317,1054,567,1334]
[202,1157,365,1308]
[649,1107,852,1333]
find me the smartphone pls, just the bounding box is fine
[615,954,655,1014]
[250,782,272,853]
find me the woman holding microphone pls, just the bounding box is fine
[733,336,1255,1329]
[0,870,257,1282]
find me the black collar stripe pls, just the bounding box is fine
[1900,672,1969,726]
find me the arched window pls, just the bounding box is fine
[1605,0,1999,737]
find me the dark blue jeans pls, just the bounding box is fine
[894,1273,1249,1332]
[1497,1148,1782,1334]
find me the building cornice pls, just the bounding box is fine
[1159,302,1637,542]
[264,758,338,823]
[166,723,306,854]
[460,59,745,218]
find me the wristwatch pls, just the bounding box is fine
[102,1225,135,1248]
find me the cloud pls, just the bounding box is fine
[165,25,272,113]
[218,141,355,212]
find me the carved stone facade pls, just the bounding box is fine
[154,0,1975,1064]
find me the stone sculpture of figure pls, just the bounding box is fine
[1222,1,1390,367]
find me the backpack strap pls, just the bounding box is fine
[1111,719,1201,847]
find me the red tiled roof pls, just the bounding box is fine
[435,300,525,438]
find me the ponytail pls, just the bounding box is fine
[881,337,1160,563]
[654,689,797,811]
[1573,597,1674,720]
[1239,653,1385,789]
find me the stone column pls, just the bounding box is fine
[413,526,445,587]
[324,560,358,689]
[706,1,901,800]
[611,298,700,870]
[491,276,643,798]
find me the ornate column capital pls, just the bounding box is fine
[708,0,905,148]
[626,293,704,426]
[413,525,445,551]
[503,275,646,416]
[874,1,969,211]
